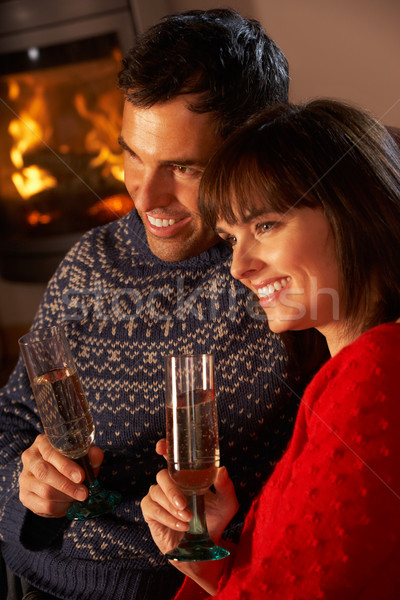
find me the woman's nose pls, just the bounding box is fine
[230,243,263,281]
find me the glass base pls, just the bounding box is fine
[165,537,230,562]
[66,485,122,521]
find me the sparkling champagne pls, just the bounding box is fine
[166,389,219,494]
[33,366,94,459]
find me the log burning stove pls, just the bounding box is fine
[0,1,139,282]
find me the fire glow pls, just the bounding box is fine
[3,51,129,229]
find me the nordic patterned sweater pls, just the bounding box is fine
[0,210,300,600]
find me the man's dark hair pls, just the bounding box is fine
[118,8,289,138]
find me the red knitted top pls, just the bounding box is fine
[175,322,400,599]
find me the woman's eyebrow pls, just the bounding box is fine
[214,226,229,234]
[241,208,274,223]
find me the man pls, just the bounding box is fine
[0,9,300,600]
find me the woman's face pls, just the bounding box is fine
[216,206,341,335]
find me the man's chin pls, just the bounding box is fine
[146,231,217,262]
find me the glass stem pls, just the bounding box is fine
[185,494,209,538]
[74,454,100,494]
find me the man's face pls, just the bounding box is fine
[119,95,222,261]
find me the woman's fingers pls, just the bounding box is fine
[142,484,190,531]
[155,469,188,511]
[204,466,239,540]
[155,438,167,458]
[140,475,192,555]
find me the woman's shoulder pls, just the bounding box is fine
[341,321,400,364]
[306,322,399,406]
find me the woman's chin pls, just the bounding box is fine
[263,311,305,334]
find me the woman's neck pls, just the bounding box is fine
[321,317,400,356]
[317,321,361,357]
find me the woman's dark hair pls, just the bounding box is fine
[199,99,400,369]
[118,9,289,138]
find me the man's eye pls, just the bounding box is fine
[173,165,198,176]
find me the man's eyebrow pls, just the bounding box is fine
[118,135,206,169]
[118,135,132,153]
[160,158,206,169]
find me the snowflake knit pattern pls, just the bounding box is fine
[0,210,300,600]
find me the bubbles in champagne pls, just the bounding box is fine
[166,389,220,494]
[34,367,94,458]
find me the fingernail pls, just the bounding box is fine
[71,471,81,483]
[173,496,186,510]
[219,466,228,480]
[177,510,191,521]
[76,486,87,501]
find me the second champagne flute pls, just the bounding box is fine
[164,353,230,561]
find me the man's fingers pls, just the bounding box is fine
[19,434,88,516]
[34,434,84,483]
[88,446,104,473]
[27,460,87,501]
[21,486,77,518]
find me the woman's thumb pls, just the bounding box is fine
[214,466,239,508]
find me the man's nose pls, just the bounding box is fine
[131,170,173,213]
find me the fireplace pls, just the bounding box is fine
[0,0,139,282]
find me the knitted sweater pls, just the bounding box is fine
[175,322,400,600]
[0,210,300,600]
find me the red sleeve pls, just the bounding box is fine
[174,577,211,600]
[212,324,400,599]
[174,541,237,600]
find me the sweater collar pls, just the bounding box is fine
[118,209,231,267]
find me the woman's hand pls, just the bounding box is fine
[141,458,239,595]
[142,465,238,554]
[142,439,239,553]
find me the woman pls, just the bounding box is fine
[141,100,400,599]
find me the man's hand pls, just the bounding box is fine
[19,433,104,518]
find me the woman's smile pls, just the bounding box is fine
[216,207,340,336]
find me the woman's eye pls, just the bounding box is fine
[256,222,277,234]
[224,235,237,247]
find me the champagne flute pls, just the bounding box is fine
[19,324,121,520]
[164,353,230,561]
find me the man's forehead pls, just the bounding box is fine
[121,98,221,162]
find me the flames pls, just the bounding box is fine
[4,56,127,228]
[74,91,125,184]
[8,80,57,200]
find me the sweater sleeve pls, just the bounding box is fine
[0,355,54,547]
[211,324,400,599]
[0,242,82,548]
